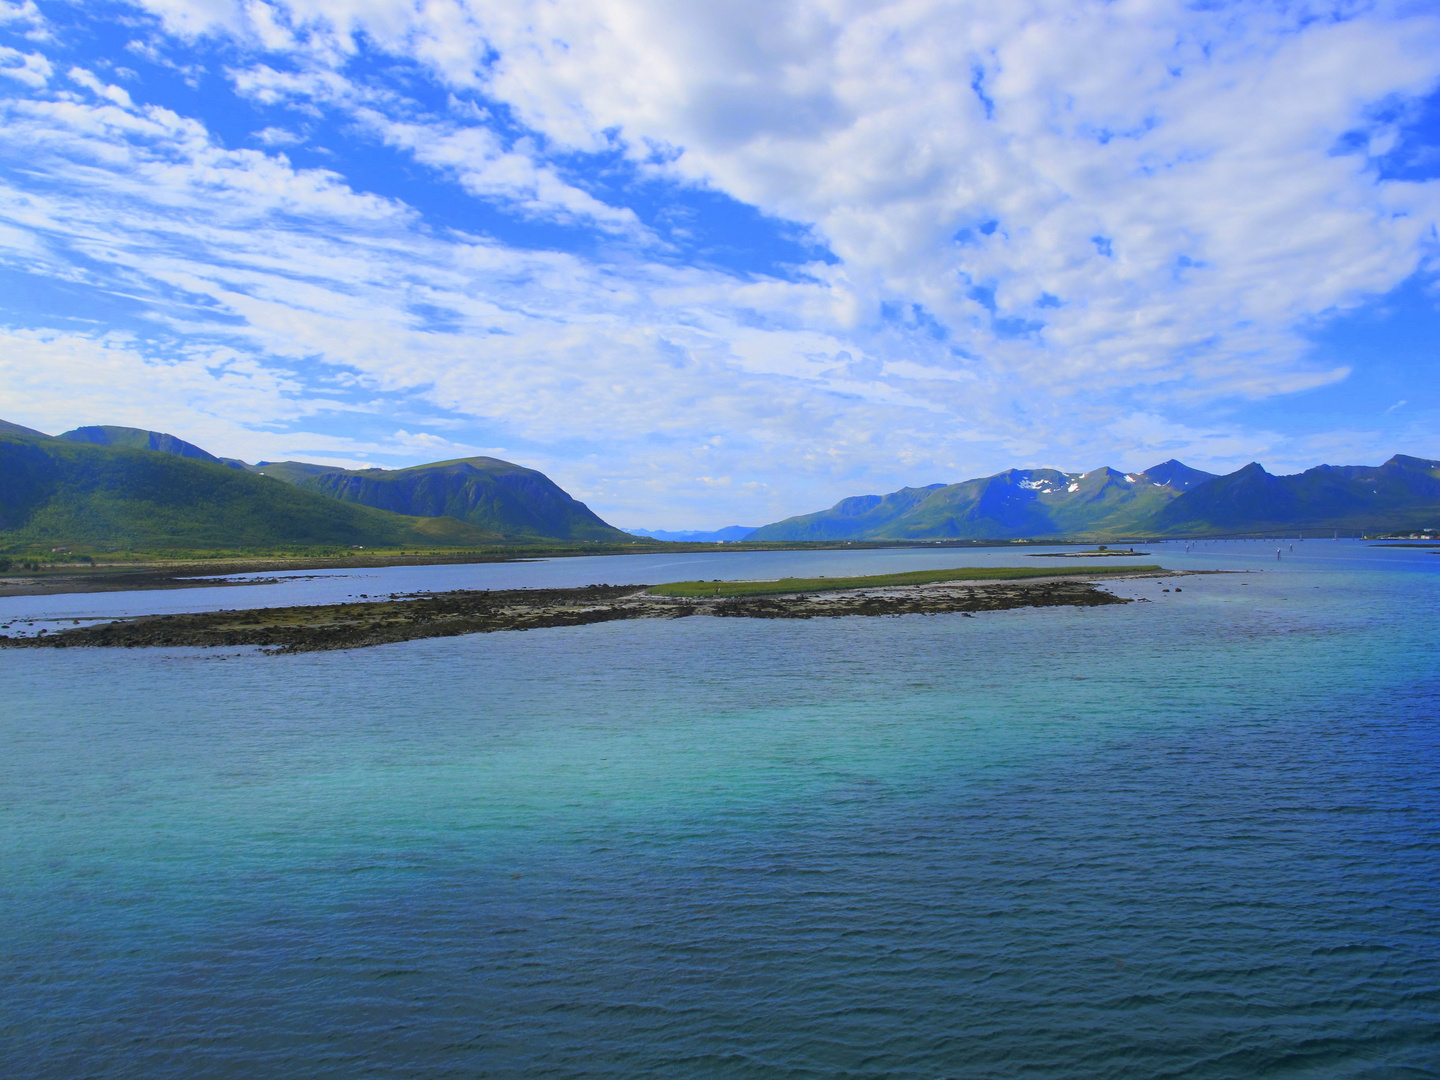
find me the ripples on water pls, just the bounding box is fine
[2,543,1438,1077]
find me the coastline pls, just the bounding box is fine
[0,569,1185,654]
[0,539,1090,598]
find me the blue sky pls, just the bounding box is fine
[1,0,1438,528]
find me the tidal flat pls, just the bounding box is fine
[0,566,1176,654]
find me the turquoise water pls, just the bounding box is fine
[2,543,1438,1077]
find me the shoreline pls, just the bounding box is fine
[0,539,1099,598]
[1027,549,1150,558]
[0,569,1186,654]
[0,553,558,598]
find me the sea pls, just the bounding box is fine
[2,540,1437,1078]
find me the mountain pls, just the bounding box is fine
[750,484,947,541]
[1137,459,1214,491]
[749,463,1216,541]
[0,428,501,550]
[1152,455,1440,534]
[0,419,52,439]
[251,457,630,542]
[627,526,758,543]
[3,419,632,545]
[58,425,234,465]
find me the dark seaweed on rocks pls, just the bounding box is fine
[710,579,1131,619]
[0,578,1140,654]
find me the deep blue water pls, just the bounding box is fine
[2,543,1438,1077]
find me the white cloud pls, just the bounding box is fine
[465,2,1440,390]
[2,1,1439,525]
[0,327,313,447]
[226,60,647,233]
[359,109,646,234]
[0,43,49,86]
[0,1,45,31]
[254,124,304,146]
[138,4,1440,364]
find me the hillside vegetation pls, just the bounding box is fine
[58,425,234,465]
[648,564,1161,597]
[252,457,629,542]
[749,456,1440,540]
[1153,456,1440,535]
[0,432,502,551]
[7,415,1434,551]
[750,462,1215,541]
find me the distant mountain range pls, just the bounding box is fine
[1148,456,1440,536]
[627,525,760,543]
[0,422,632,550]
[4,418,1436,551]
[749,456,1440,540]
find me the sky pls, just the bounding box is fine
[1,0,1438,529]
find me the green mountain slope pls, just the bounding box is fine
[0,431,502,551]
[252,457,630,542]
[2,419,631,545]
[1150,455,1440,534]
[750,462,1215,541]
[753,454,1440,541]
[58,425,229,464]
[745,484,947,541]
[0,419,52,439]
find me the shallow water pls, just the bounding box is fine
[0,543,1140,630]
[0,537,1411,628]
[2,542,1438,1077]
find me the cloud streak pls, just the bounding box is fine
[0,0,1437,526]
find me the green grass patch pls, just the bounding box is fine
[647,564,1163,597]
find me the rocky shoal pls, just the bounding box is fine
[0,574,1176,654]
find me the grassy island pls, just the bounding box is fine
[647,564,1162,598]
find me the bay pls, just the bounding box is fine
[1,541,1437,1077]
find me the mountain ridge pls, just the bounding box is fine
[0,419,53,439]
[0,431,502,550]
[627,525,760,543]
[58,425,237,466]
[1153,454,1440,535]
[749,456,1440,539]
[0,420,633,549]
[252,456,629,542]
[5,418,1435,545]
[749,463,1215,541]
